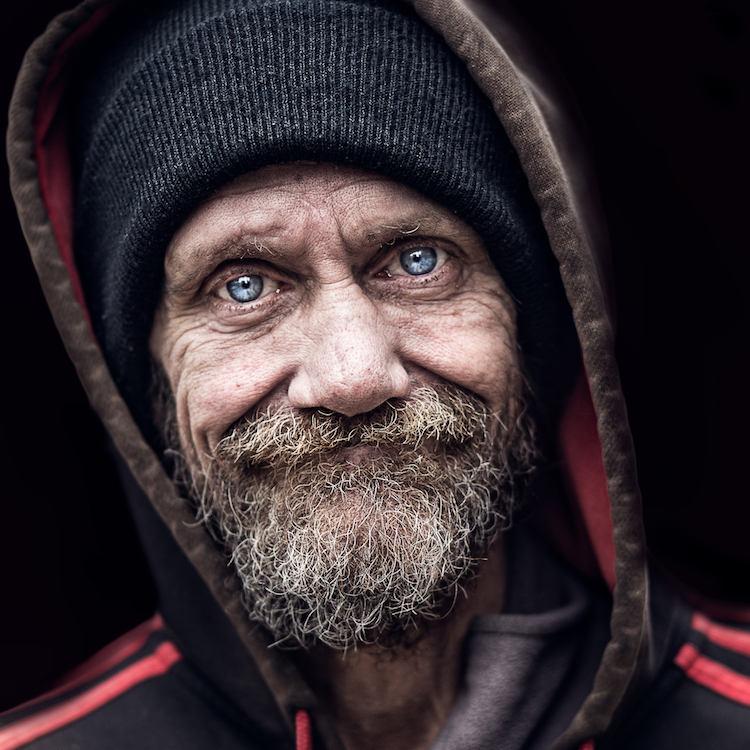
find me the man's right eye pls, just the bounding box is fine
[217,274,280,303]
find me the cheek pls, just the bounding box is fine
[167,333,296,467]
[391,295,519,413]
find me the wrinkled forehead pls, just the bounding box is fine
[164,163,485,271]
[157,163,505,322]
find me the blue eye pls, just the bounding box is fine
[226,274,264,302]
[399,247,438,276]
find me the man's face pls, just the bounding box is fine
[150,163,532,647]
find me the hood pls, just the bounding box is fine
[7,1,649,747]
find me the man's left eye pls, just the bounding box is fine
[385,246,448,277]
[217,274,280,303]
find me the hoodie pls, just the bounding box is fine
[3,1,750,748]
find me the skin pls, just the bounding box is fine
[150,162,522,749]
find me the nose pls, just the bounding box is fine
[287,286,410,416]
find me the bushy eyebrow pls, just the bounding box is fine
[163,234,278,297]
[364,217,435,244]
[361,210,477,247]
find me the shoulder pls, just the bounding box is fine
[0,614,264,750]
[616,605,750,749]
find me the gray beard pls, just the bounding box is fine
[166,383,536,650]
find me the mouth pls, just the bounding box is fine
[333,445,385,466]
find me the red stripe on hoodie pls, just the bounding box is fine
[12,614,166,714]
[0,641,182,750]
[675,643,750,707]
[691,612,750,659]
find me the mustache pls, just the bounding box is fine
[214,384,494,470]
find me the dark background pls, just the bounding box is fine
[2,0,748,711]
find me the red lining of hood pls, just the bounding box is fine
[558,372,616,590]
[34,3,121,338]
[32,0,616,592]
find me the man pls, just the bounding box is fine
[3,0,749,748]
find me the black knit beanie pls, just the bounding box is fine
[73,0,579,444]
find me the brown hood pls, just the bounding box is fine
[7,0,649,747]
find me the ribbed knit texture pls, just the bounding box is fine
[73,0,578,441]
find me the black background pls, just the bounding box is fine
[2,0,748,711]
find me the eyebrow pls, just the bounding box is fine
[363,216,438,244]
[361,207,483,248]
[163,234,279,296]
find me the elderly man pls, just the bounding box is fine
[4,0,750,749]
